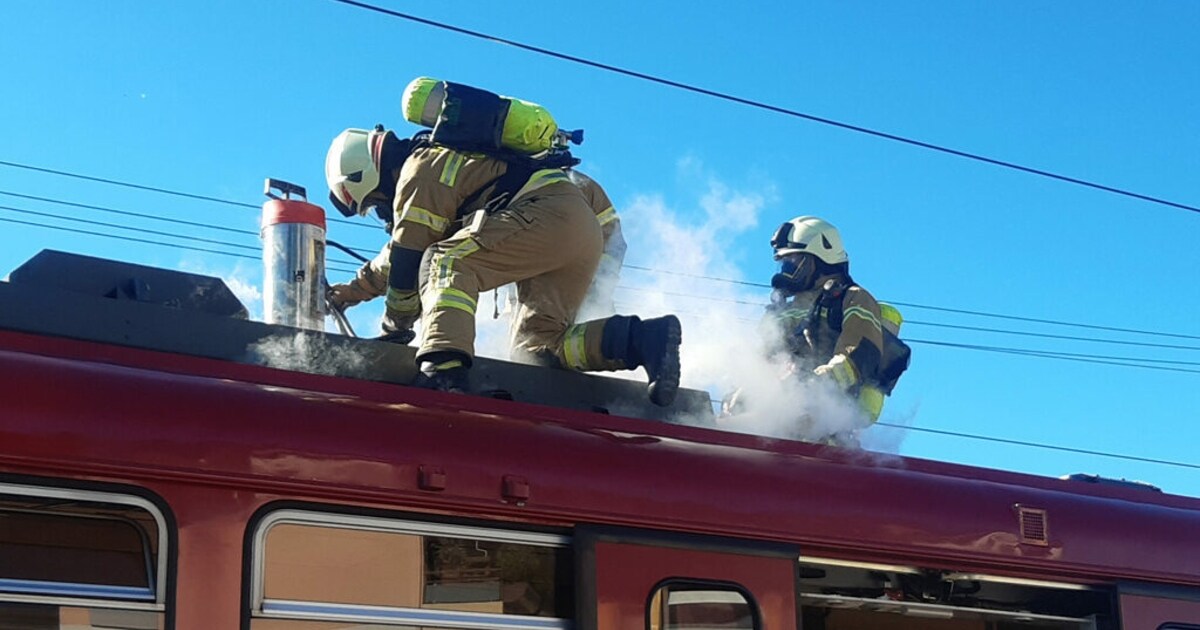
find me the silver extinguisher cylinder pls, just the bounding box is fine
[261,179,327,331]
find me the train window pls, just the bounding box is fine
[648,582,759,630]
[250,509,571,629]
[0,483,168,630]
[797,557,1111,630]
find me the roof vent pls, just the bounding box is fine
[1015,505,1049,546]
[1061,473,1162,493]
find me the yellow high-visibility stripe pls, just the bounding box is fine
[386,288,419,312]
[432,239,481,290]
[562,323,588,370]
[858,385,885,422]
[510,168,570,203]
[440,151,465,187]
[843,306,882,333]
[434,287,477,315]
[399,205,451,232]
[830,358,859,389]
[595,206,617,226]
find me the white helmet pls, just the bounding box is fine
[770,216,847,265]
[325,127,386,217]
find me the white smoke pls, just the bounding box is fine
[247,331,368,376]
[612,163,908,451]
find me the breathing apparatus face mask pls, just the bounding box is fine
[771,254,818,294]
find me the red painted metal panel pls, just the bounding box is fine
[592,540,796,630]
[1120,594,1200,629]
[0,329,1198,589]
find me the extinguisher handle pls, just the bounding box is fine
[264,178,308,201]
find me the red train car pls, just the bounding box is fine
[0,251,1197,630]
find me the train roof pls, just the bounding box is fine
[1,250,1198,588]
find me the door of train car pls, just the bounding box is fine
[1118,583,1200,630]
[576,526,798,630]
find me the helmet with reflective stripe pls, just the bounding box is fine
[325,127,387,217]
[770,216,847,265]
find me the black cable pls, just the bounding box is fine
[905,320,1200,352]
[329,0,1200,216]
[0,160,376,230]
[0,216,262,264]
[907,339,1200,375]
[874,421,1200,471]
[615,299,1200,374]
[0,204,368,271]
[0,204,262,253]
[1,188,381,260]
[622,264,1200,341]
[0,213,360,275]
[0,189,259,237]
[890,300,1200,342]
[327,239,372,264]
[6,163,1195,343]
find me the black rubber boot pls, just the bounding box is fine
[632,315,682,407]
[413,351,471,394]
[601,315,682,407]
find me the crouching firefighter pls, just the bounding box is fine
[323,80,682,406]
[754,215,910,432]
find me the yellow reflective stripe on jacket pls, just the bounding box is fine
[399,205,451,232]
[510,168,570,203]
[562,323,588,371]
[433,239,481,289]
[433,287,477,315]
[828,355,860,390]
[385,288,419,312]
[858,384,885,422]
[439,151,466,187]
[595,206,617,226]
[843,305,882,333]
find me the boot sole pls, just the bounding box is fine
[648,315,682,407]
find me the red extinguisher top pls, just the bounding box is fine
[261,178,327,231]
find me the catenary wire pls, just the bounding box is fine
[906,339,1200,375]
[6,176,1199,348]
[613,299,1200,375]
[328,0,1200,216]
[904,320,1200,352]
[0,188,382,260]
[873,421,1200,471]
[0,160,376,231]
[0,212,360,275]
[622,264,1200,341]
[0,204,361,271]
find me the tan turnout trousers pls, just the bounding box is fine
[387,145,623,369]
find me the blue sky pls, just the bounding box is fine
[2,2,1197,495]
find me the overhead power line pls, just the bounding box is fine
[0,160,376,231]
[905,320,1200,352]
[875,421,1200,471]
[0,210,360,275]
[621,264,1200,341]
[906,339,1200,375]
[4,173,1197,345]
[329,0,1200,216]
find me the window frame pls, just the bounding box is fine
[0,481,169,613]
[645,578,762,630]
[249,508,571,630]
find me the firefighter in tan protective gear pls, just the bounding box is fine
[325,127,679,405]
[731,216,890,438]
